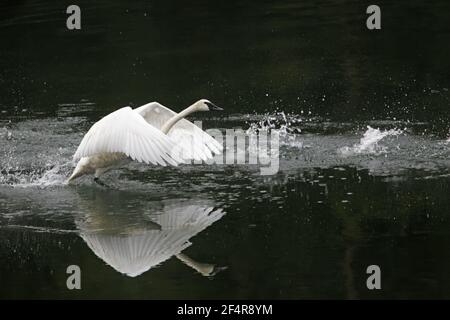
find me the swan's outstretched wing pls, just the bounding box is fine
[134,102,223,162]
[73,107,182,166]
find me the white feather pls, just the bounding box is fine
[73,107,182,166]
[134,102,223,162]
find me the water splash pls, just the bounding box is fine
[0,162,72,188]
[0,116,81,188]
[245,111,304,149]
[340,126,403,156]
[27,162,72,187]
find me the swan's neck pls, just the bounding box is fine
[160,104,197,134]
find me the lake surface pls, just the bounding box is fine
[0,0,449,299]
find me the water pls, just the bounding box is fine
[0,0,449,299]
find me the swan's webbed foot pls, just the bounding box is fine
[94,177,109,188]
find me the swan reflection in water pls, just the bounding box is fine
[75,190,226,278]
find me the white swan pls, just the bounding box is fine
[68,99,223,183]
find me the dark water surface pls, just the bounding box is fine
[0,1,449,299]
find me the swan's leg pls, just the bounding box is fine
[94,168,109,187]
[93,177,108,187]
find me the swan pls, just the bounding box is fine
[68,99,223,184]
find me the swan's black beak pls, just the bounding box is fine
[205,101,223,111]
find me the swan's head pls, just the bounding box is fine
[193,99,223,112]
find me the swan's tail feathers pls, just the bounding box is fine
[67,169,83,183]
[67,159,89,183]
